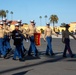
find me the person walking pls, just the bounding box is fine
[44,23,58,56]
[4,21,12,54]
[27,20,38,57]
[0,22,10,58]
[17,20,27,58]
[12,23,26,61]
[62,24,76,58]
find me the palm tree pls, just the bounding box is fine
[0,10,6,19]
[6,10,9,19]
[49,14,58,31]
[44,15,47,24]
[60,23,66,27]
[10,11,13,20]
[39,16,42,26]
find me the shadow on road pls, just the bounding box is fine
[65,54,76,62]
[0,54,66,74]
[38,51,63,56]
[12,69,33,75]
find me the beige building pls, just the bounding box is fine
[1,20,76,33]
[23,23,76,33]
[69,22,76,32]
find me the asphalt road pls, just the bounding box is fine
[0,37,76,75]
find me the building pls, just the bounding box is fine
[0,20,76,33]
[69,22,76,32]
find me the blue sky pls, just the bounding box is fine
[0,0,76,26]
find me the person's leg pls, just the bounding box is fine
[32,43,38,56]
[4,39,12,56]
[67,39,74,57]
[0,39,2,57]
[22,45,26,52]
[13,47,17,59]
[7,39,11,51]
[47,37,54,55]
[28,37,32,56]
[2,36,9,57]
[16,45,22,59]
[63,38,68,57]
[21,42,26,57]
[0,51,1,57]
[13,45,22,60]
[0,38,6,57]
[31,36,38,56]
[28,45,32,55]
[63,44,67,57]
[46,37,49,55]
[46,45,49,55]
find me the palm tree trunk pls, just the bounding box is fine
[53,22,55,31]
[7,13,8,20]
[11,14,13,20]
[2,16,3,20]
[45,18,47,24]
[40,19,41,26]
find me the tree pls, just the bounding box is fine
[0,10,6,19]
[40,28,44,34]
[6,10,9,19]
[44,15,47,24]
[23,23,28,25]
[49,15,58,30]
[60,23,66,27]
[39,16,42,26]
[10,11,13,20]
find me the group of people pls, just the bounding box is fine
[44,23,76,58]
[0,19,76,61]
[0,19,39,61]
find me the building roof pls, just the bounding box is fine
[11,21,18,25]
[0,20,17,25]
[70,22,76,24]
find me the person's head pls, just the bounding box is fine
[65,24,70,30]
[46,23,50,27]
[0,22,3,28]
[30,20,35,26]
[34,22,36,26]
[2,18,7,24]
[7,23,11,27]
[2,18,7,22]
[20,23,23,27]
[15,23,19,30]
[17,20,22,25]
[62,29,64,32]
[5,22,8,25]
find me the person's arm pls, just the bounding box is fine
[70,32,76,40]
[4,29,10,33]
[11,31,15,40]
[35,28,39,33]
[52,30,58,37]
[62,36,65,43]
[44,29,47,41]
[62,31,65,43]
[22,29,27,37]
[26,27,30,35]
[26,27,30,39]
